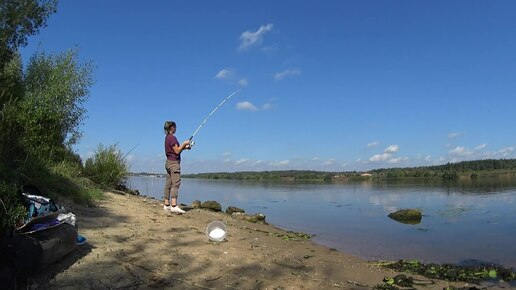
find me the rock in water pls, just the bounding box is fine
[247,213,267,224]
[226,206,245,215]
[191,200,201,208]
[388,209,422,224]
[200,200,222,212]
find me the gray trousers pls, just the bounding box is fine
[163,160,181,200]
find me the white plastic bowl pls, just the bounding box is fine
[206,221,227,242]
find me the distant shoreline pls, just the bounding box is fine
[128,172,166,178]
[131,158,516,182]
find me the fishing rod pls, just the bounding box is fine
[189,90,240,147]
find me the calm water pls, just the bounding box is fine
[127,176,516,268]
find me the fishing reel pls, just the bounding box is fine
[187,140,195,149]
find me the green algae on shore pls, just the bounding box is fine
[381,260,515,284]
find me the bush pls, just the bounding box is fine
[84,144,129,187]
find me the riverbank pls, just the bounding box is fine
[31,192,473,289]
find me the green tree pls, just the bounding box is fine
[1,0,59,170]
[0,0,57,72]
[0,54,25,169]
[19,49,93,162]
[1,0,58,234]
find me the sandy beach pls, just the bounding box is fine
[29,192,470,289]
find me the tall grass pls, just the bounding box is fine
[47,160,105,205]
[84,144,129,188]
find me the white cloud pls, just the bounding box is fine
[235,101,273,112]
[499,147,514,153]
[497,147,514,157]
[235,158,248,165]
[239,23,273,50]
[475,144,487,150]
[261,45,278,52]
[435,145,515,163]
[238,78,248,86]
[274,69,301,80]
[236,101,258,111]
[369,153,392,162]
[216,70,248,86]
[448,132,460,139]
[425,155,432,162]
[448,146,472,157]
[388,157,408,164]
[222,152,232,157]
[384,145,399,154]
[312,157,320,161]
[324,159,335,166]
[215,68,233,79]
[369,144,401,162]
[270,160,290,166]
[367,141,380,148]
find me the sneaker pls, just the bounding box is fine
[163,204,171,212]
[169,205,185,214]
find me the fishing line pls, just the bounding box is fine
[122,143,139,160]
[189,90,240,147]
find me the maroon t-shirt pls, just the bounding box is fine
[165,134,180,162]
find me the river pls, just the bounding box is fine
[127,175,516,269]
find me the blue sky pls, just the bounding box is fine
[21,1,516,174]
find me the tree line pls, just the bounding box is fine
[184,170,334,182]
[370,159,516,179]
[184,159,516,181]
